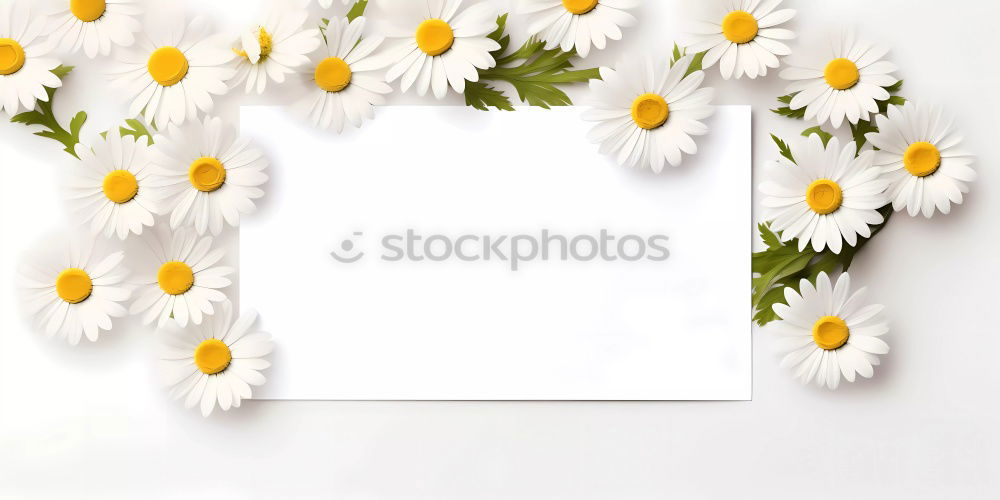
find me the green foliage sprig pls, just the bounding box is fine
[466,14,601,111]
[10,66,87,158]
[346,0,367,21]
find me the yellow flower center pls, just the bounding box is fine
[812,315,850,350]
[0,38,26,75]
[102,169,139,204]
[631,93,669,130]
[721,10,759,44]
[55,268,93,304]
[805,179,843,215]
[70,0,106,22]
[158,261,195,296]
[562,0,599,15]
[147,46,189,87]
[824,58,860,91]
[188,157,227,193]
[903,141,941,177]
[415,19,455,56]
[234,27,273,60]
[314,57,353,92]
[194,339,232,375]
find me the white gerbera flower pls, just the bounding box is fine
[47,0,142,58]
[865,102,977,218]
[293,16,391,132]
[129,227,232,328]
[519,0,637,58]
[109,14,235,127]
[760,135,889,254]
[18,235,130,345]
[151,116,269,235]
[67,129,162,240]
[583,54,714,172]
[159,300,273,417]
[771,272,889,390]
[230,6,321,94]
[779,31,899,128]
[383,0,500,98]
[685,0,795,80]
[0,0,62,115]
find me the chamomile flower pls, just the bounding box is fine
[0,0,62,115]
[109,14,234,127]
[779,31,899,128]
[759,135,889,254]
[383,0,500,98]
[129,227,232,328]
[159,300,273,417]
[865,102,976,218]
[47,0,142,58]
[583,54,714,172]
[151,116,269,235]
[230,6,321,94]
[771,272,889,390]
[519,0,638,58]
[292,16,392,132]
[18,235,130,345]
[685,0,795,79]
[67,129,162,240]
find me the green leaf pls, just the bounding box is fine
[118,118,154,145]
[468,14,600,111]
[9,65,87,158]
[801,126,833,146]
[669,43,706,77]
[772,92,806,119]
[770,134,795,163]
[346,0,368,22]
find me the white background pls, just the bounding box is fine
[0,0,997,498]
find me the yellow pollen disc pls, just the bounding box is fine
[188,157,227,193]
[314,57,353,92]
[55,268,93,304]
[194,339,232,375]
[631,93,670,130]
[562,0,599,15]
[806,179,843,215]
[70,0,107,22]
[102,169,139,204]
[812,315,850,350]
[903,141,941,177]
[234,27,273,60]
[721,10,759,44]
[415,19,455,56]
[824,58,860,91]
[158,261,195,296]
[147,46,189,87]
[0,38,26,75]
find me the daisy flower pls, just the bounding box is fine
[759,135,889,254]
[779,31,899,128]
[292,16,392,132]
[67,129,162,240]
[18,235,130,345]
[230,6,321,94]
[0,0,62,116]
[151,116,269,235]
[519,0,638,58]
[383,0,500,98]
[771,272,889,390]
[865,102,977,218]
[159,300,273,417]
[685,0,796,80]
[47,0,142,58]
[129,227,232,328]
[582,54,715,172]
[109,14,234,127]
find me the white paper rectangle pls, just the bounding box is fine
[240,106,751,400]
